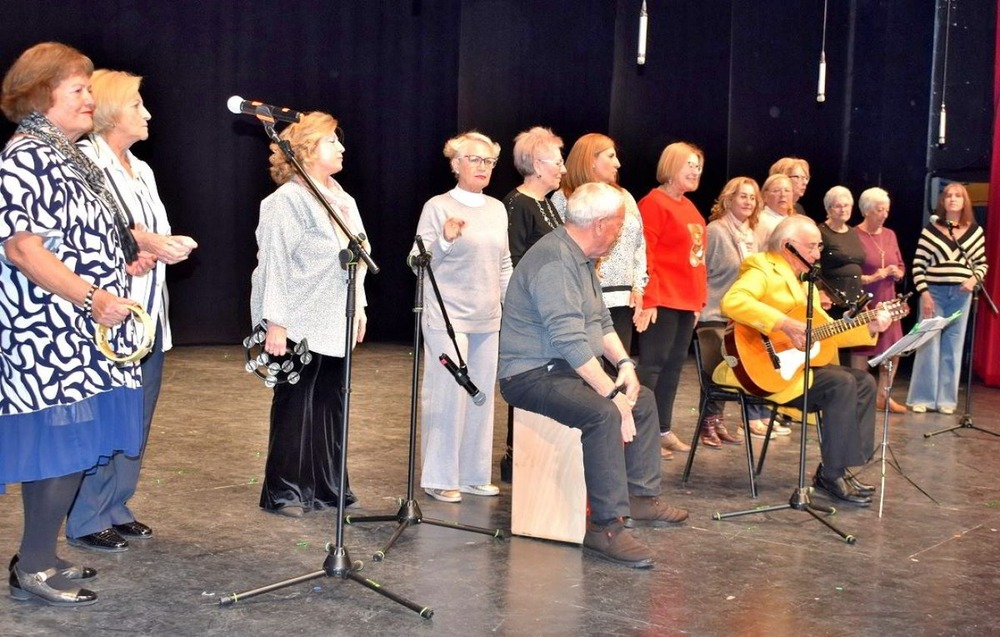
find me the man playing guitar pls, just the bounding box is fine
[713,215,894,506]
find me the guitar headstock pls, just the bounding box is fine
[878,293,911,320]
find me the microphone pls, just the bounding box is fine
[929,214,956,229]
[439,353,486,406]
[227,96,303,123]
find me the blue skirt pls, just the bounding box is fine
[0,387,143,493]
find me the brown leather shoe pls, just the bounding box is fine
[713,419,741,445]
[700,420,722,448]
[582,519,654,568]
[625,495,689,527]
[888,398,907,414]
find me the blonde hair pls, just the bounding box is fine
[268,111,339,185]
[709,177,762,229]
[655,141,703,185]
[90,69,142,134]
[1,41,93,123]
[512,126,563,177]
[442,131,500,177]
[769,156,810,178]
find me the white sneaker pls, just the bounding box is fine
[459,484,500,497]
[911,404,928,413]
[938,406,955,415]
[424,488,462,503]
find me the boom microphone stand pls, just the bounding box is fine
[714,243,856,544]
[219,107,431,618]
[925,221,998,438]
[345,236,504,560]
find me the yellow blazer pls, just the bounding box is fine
[712,251,875,405]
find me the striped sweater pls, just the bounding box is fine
[912,222,988,293]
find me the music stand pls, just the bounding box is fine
[867,316,956,517]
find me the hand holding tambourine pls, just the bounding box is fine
[90,288,154,364]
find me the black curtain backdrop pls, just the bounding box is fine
[0,1,993,345]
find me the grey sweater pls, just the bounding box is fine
[499,226,613,379]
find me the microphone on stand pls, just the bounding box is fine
[439,353,486,406]
[929,214,956,229]
[227,96,303,123]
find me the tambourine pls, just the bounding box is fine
[95,305,155,364]
[243,320,312,387]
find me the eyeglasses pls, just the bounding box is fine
[537,158,565,168]
[789,175,810,183]
[462,155,498,168]
[685,161,703,174]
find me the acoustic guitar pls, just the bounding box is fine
[722,296,909,396]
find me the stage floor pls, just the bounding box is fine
[3,343,999,636]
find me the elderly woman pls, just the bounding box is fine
[251,111,369,517]
[636,142,707,458]
[907,182,988,414]
[551,133,647,352]
[754,173,794,247]
[1,42,150,606]
[850,187,906,413]
[770,156,811,215]
[65,69,197,553]
[499,126,565,481]
[818,186,866,321]
[697,177,773,444]
[412,132,510,503]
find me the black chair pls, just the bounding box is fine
[755,405,823,478]
[682,333,779,498]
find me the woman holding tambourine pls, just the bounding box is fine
[0,42,155,607]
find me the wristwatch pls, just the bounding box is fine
[616,357,638,370]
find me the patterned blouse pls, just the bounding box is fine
[0,136,140,415]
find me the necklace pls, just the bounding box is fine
[532,194,562,230]
[858,225,885,268]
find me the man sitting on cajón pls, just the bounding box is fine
[714,215,895,506]
[499,182,687,569]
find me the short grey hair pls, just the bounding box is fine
[512,126,563,177]
[767,214,818,252]
[823,185,854,211]
[565,182,623,227]
[858,187,890,214]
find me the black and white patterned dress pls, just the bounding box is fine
[0,136,143,489]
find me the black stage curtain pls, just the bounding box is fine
[0,1,992,345]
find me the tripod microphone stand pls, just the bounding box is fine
[924,221,998,439]
[345,235,504,561]
[714,243,856,544]
[219,110,430,618]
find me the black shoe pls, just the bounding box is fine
[812,472,872,506]
[845,473,876,497]
[499,451,513,484]
[113,520,153,538]
[67,528,129,553]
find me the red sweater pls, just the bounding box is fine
[638,188,707,312]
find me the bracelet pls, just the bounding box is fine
[616,357,638,370]
[82,285,98,314]
[605,384,623,400]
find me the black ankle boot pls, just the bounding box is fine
[499,448,513,483]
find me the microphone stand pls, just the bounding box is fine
[219,112,432,618]
[345,236,504,560]
[714,244,857,544]
[925,221,998,438]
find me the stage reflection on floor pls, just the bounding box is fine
[3,344,999,636]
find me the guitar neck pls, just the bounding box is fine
[811,307,879,342]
